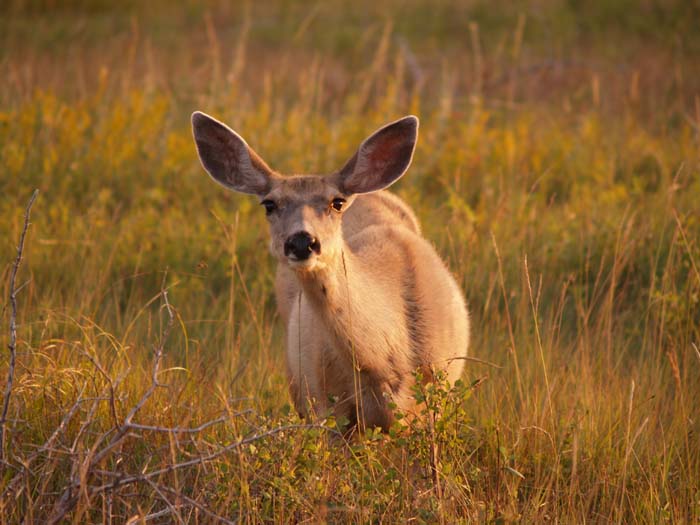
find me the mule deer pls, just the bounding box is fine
[192,112,469,432]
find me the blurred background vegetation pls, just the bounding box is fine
[1,0,699,522]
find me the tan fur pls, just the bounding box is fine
[192,112,470,432]
[274,191,421,326]
[283,195,468,430]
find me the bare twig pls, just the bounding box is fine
[49,422,336,524]
[144,478,186,525]
[2,189,39,461]
[88,288,177,469]
[2,384,88,502]
[125,413,243,434]
[445,355,503,369]
[15,272,333,523]
[47,285,188,524]
[143,482,236,524]
[91,422,339,492]
[123,287,174,427]
[137,506,184,523]
[80,349,121,428]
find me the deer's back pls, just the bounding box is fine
[343,191,421,237]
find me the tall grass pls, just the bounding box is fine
[1,1,699,522]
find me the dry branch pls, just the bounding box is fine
[2,247,339,523]
[1,189,38,462]
[47,287,177,523]
[125,413,239,434]
[2,384,88,503]
[92,422,339,493]
[150,482,236,524]
[42,284,342,524]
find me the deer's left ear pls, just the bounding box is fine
[192,111,275,196]
[335,116,419,195]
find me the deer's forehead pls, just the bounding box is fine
[266,176,336,202]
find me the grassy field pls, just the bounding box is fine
[1,0,699,522]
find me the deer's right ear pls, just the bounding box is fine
[336,115,418,195]
[191,111,274,196]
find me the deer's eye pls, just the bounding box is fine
[330,198,346,213]
[261,200,277,215]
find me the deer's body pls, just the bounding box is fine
[192,113,469,431]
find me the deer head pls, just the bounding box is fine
[192,112,419,271]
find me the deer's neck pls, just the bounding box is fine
[294,248,359,327]
[293,248,403,371]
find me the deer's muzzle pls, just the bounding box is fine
[284,231,321,261]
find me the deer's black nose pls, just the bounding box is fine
[284,231,320,260]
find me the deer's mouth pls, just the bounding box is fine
[286,253,322,270]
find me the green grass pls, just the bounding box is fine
[1,1,699,522]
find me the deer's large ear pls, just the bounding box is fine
[336,116,418,195]
[191,111,274,196]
